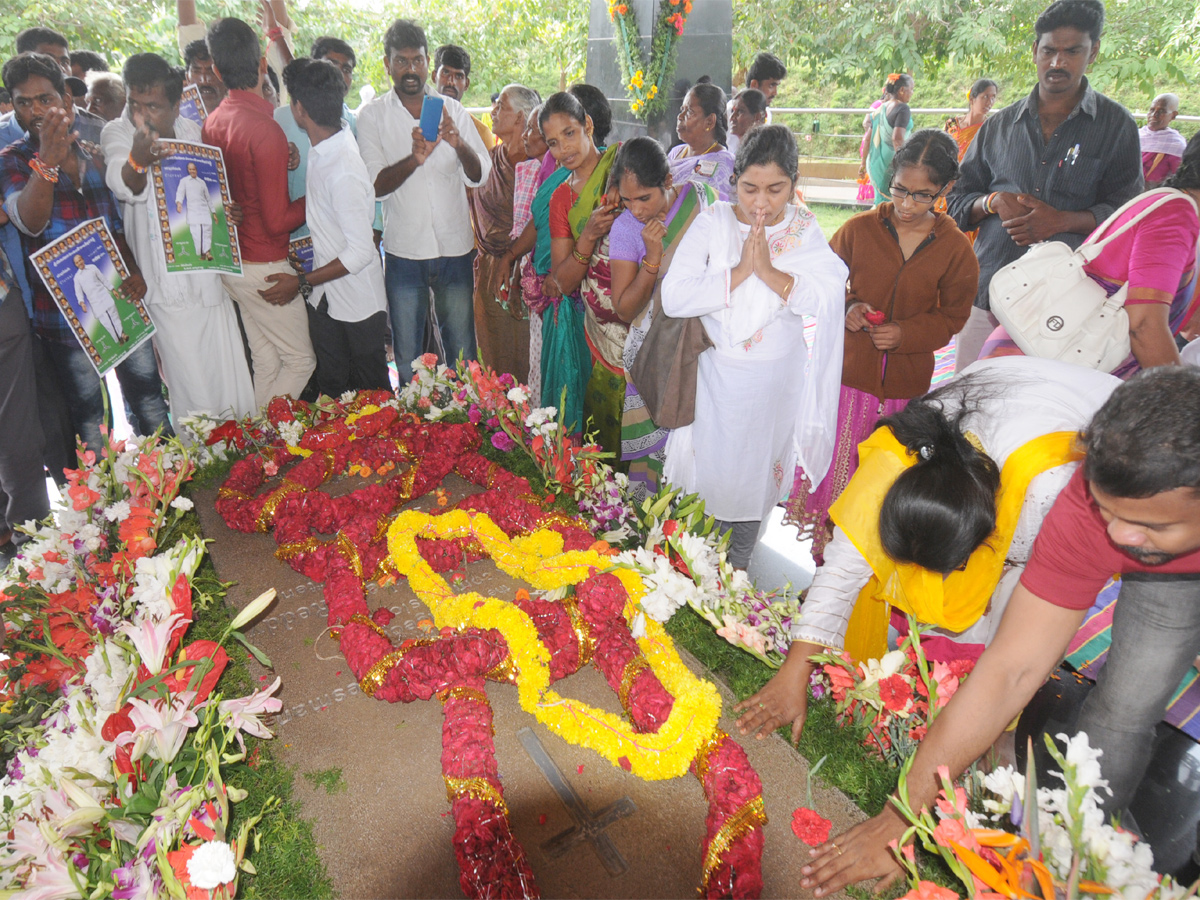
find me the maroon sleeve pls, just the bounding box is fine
[250,120,306,236]
[1019,469,1117,609]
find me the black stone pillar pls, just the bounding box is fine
[584,0,732,147]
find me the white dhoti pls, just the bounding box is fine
[188,221,213,257]
[95,304,125,343]
[149,298,255,429]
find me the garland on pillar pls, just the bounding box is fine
[608,0,694,119]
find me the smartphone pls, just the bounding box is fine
[419,95,444,143]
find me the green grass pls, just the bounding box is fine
[809,201,862,239]
[304,768,348,795]
[179,506,335,900]
[665,607,899,815]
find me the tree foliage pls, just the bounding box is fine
[1,0,587,107]
[5,0,1198,108]
[732,0,1200,95]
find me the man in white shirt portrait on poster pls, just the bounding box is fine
[71,253,126,344]
[175,161,217,260]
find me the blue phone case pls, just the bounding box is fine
[419,95,444,142]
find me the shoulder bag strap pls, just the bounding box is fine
[1078,188,1199,262]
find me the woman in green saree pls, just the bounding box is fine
[865,73,914,207]
[543,90,627,456]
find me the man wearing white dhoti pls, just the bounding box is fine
[72,254,126,344]
[174,161,217,260]
[102,52,255,433]
[661,126,848,569]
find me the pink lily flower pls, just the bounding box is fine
[117,692,199,763]
[218,678,283,750]
[118,612,187,675]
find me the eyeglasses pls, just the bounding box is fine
[890,184,944,205]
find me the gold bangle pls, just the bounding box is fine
[572,248,590,266]
[642,260,661,273]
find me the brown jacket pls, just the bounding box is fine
[832,203,979,400]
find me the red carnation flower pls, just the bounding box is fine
[878,674,914,713]
[791,807,832,846]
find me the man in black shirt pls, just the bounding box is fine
[946,0,1142,371]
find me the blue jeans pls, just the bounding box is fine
[1076,574,1200,814]
[384,251,476,384]
[45,338,173,455]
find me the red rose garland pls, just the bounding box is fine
[214,398,766,899]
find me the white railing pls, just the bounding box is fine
[771,106,1200,122]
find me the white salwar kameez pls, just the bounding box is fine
[661,202,848,528]
[794,356,1121,652]
[101,113,255,434]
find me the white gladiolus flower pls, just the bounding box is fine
[169,496,194,512]
[103,501,131,522]
[187,840,238,890]
[1058,731,1109,793]
[858,650,908,688]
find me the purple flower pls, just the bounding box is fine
[1010,787,1024,827]
[468,405,482,425]
[490,432,516,452]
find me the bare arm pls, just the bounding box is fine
[734,639,822,742]
[800,583,1086,896]
[550,199,618,295]
[509,220,536,261]
[177,0,199,25]
[15,109,75,236]
[1126,298,1182,368]
[891,125,906,150]
[374,156,420,197]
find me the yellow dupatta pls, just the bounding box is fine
[829,427,1082,662]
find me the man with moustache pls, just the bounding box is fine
[0,52,169,454]
[946,0,1143,371]
[100,52,254,426]
[182,40,227,114]
[433,44,495,152]
[357,19,490,384]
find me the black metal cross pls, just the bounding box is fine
[517,727,637,876]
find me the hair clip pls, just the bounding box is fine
[918,444,934,461]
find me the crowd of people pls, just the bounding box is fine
[1,0,1200,890]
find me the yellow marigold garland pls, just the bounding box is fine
[386,508,722,780]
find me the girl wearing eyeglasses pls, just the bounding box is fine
[785,129,979,563]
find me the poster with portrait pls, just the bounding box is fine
[29,218,155,377]
[149,140,242,276]
[288,236,313,274]
[177,82,207,128]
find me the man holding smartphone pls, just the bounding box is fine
[356,18,490,384]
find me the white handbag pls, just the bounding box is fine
[989,188,1200,372]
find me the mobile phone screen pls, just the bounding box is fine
[419,95,445,142]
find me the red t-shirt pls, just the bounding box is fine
[201,89,306,263]
[1021,468,1200,609]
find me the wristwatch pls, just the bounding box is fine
[297,270,313,301]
